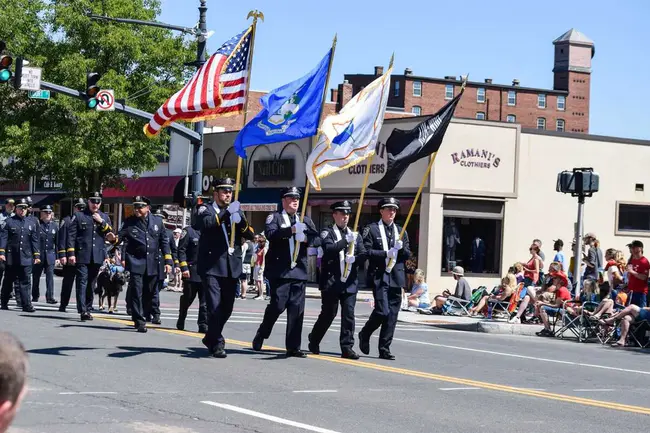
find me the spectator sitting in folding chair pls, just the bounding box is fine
[433,266,471,310]
[599,304,650,347]
[469,273,516,317]
[535,271,572,337]
[565,278,598,317]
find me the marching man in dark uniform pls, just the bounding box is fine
[67,191,113,321]
[176,223,208,334]
[193,178,254,358]
[308,201,365,359]
[252,186,318,358]
[0,198,40,312]
[0,198,14,304]
[358,198,411,360]
[106,196,172,332]
[32,205,60,304]
[58,199,85,313]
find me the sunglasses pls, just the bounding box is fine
[133,204,146,210]
[89,199,102,204]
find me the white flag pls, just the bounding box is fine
[306,65,392,190]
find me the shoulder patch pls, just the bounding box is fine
[265,214,274,224]
[181,229,187,239]
[320,230,329,239]
[70,215,76,222]
[362,226,370,238]
[198,205,207,215]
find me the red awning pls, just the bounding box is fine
[102,176,185,200]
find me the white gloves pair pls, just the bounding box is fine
[387,248,398,259]
[345,231,358,243]
[227,201,241,224]
[345,254,355,264]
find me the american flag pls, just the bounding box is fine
[144,28,252,137]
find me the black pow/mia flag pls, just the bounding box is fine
[369,90,463,193]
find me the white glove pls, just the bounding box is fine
[227,200,240,214]
[294,221,307,234]
[345,254,356,264]
[295,232,306,243]
[394,240,403,250]
[387,248,398,259]
[345,231,358,243]
[230,212,242,224]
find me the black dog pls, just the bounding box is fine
[96,267,128,314]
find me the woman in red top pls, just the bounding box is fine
[522,244,541,286]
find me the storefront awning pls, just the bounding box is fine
[308,197,415,209]
[32,194,66,209]
[102,176,185,204]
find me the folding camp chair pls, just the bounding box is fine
[486,284,522,320]
[555,300,599,341]
[629,320,650,348]
[444,286,487,316]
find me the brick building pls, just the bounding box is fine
[207,28,594,134]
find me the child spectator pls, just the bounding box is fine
[407,269,430,311]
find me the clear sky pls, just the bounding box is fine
[159,0,650,140]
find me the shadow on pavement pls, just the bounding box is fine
[17,314,80,321]
[108,346,207,359]
[59,323,132,332]
[27,346,99,357]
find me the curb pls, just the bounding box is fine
[396,317,544,336]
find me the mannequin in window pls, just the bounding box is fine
[443,219,461,271]
[471,236,486,273]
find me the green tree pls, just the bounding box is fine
[0,0,196,195]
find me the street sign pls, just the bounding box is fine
[28,89,50,100]
[96,89,115,111]
[19,66,42,91]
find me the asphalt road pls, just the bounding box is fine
[2,277,650,433]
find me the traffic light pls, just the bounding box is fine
[85,72,101,109]
[0,41,12,84]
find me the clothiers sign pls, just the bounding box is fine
[451,149,501,169]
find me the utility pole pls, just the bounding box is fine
[88,0,210,200]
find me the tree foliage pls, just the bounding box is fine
[0,0,196,195]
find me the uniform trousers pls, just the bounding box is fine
[59,265,76,311]
[76,263,101,315]
[129,273,159,328]
[202,276,237,350]
[178,280,207,329]
[257,279,306,351]
[360,278,401,355]
[310,290,356,350]
[1,265,33,310]
[32,261,55,301]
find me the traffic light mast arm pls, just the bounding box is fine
[39,80,201,144]
[86,14,199,36]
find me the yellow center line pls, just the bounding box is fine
[97,317,650,416]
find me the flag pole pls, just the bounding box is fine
[292,34,338,265]
[386,74,468,270]
[230,10,264,250]
[342,53,394,279]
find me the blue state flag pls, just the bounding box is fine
[234,48,333,157]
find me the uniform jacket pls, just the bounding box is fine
[264,210,318,281]
[177,225,201,283]
[58,215,72,263]
[38,220,61,264]
[115,213,173,276]
[363,221,411,288]
[192,201,254,278]
[66,209,113,265]
[0,214,40,266]
[319,224,366,293]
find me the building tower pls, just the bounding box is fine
[553,29,595,133]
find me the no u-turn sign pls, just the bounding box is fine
[96,89,115,111]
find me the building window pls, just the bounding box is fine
[477,87,485,103]
[537,117,546,130]
[506,114,516,123]
[412,105,422,116]
[441,198,504,275]
[617,203,650,234]
[413,81,422,97]
[538,94,546,109]
[445,84,454,100]
[557,95,566,111]
[156,140,171,163]
[476,111,485,120]
[556,119,565,132]
[394,81,400,97]
[507,90,516,106]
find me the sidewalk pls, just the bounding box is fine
[396,311,544,336]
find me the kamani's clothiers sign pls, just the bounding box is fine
[451,149,501,169]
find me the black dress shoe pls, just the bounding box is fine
[252,333,264,351]
[307,334,320,355]
[136,326,148,333]
[58,306,66,313]
[32,298,39,303]
[151,315,161,325]
[198,325,208,334]
[341,349,360,360]
[212,347,227,358]
[23,306,36,313]
[176,319,185,331]
[47,299,58,305]
[358,331,370,355]
[286,349,307,358]
[379,352,395,360]
[81,313,93,321]
[1,305,8,311]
